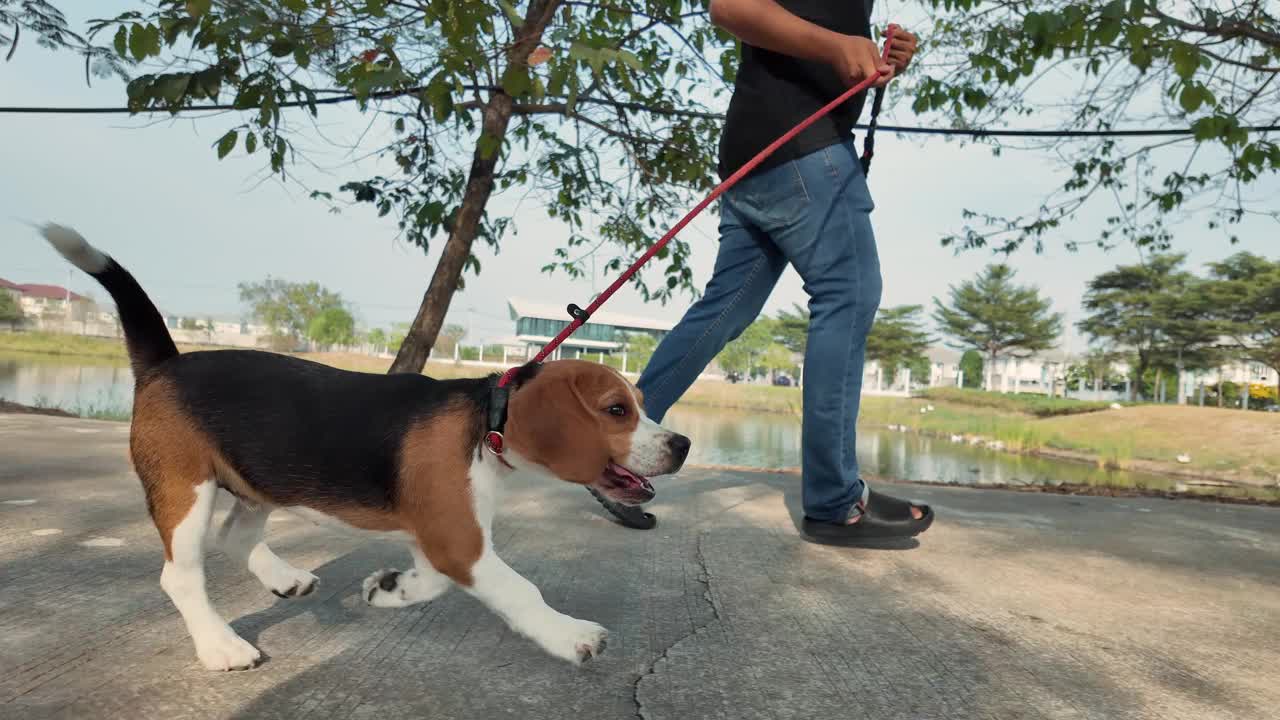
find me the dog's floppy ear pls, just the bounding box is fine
[504,365,611,485]
[508,362,542,388]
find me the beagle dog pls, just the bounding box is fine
[40,224,690,671]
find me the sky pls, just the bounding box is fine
[3,2,1276,349]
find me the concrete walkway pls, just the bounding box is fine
[2,413,1278,720]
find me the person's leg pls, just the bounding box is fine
[735,143,929,538]
[791,144,881,523]
[716,143,878,522]
[730,142,920,528]
[589,202,787,528]
[637,204,787,422]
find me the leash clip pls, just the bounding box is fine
[567,303,591,322]
[484,430,506,456]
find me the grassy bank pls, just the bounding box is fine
[0,331,220,359]
[859,391,1280,485]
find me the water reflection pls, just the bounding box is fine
[663,405,1198,493]
[0,353,132,414]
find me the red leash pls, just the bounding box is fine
[498,26,900,389]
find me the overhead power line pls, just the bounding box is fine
[1,89,1276,138]
[856,123,1280,138]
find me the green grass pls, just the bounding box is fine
[861,390,1280,482]
[0,331,133,360]
[0,331,219,360]
[678,381,802,414]
[919,387,1122,417]
[24,393,133,422]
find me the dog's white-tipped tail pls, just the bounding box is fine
[36,222,177,375]
[41,223,110,274]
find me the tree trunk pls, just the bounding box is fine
[387,0,560,375]
[1271,362,1280,404]
[1154,368,1163,403]
[1133,356,1149,402]
[387,94,514,374]
[1175,362,1185,405]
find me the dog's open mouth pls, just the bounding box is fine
[593,461,655,506]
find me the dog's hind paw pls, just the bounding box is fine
[363,569,402,606]
[265,568,319,600]
[363,567,449,608]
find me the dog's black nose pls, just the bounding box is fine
[668,433,691,464]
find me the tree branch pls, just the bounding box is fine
[1149,8,1280,49]
[1194,44,1280,73]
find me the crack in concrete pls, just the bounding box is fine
[632,531,722,720]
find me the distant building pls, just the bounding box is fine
[924,347,965,387]
[0,278,21,302]
[0,278,92,319]
[165,314,266,336]
[507,297,673,358]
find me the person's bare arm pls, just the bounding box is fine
[709,0,893,87]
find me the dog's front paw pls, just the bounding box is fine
[195,630,262,671]
[544,617,608,665]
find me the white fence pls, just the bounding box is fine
[24,318,267,349]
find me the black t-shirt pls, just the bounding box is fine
[718,0,874,180]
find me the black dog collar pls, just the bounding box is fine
[484,374,511,458]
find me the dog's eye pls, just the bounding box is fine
[606,404,627,417]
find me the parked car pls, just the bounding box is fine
[772,374,793,387]
[726,372,743,384]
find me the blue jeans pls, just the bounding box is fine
[637,140,882,523]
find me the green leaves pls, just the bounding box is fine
[91,0,724,337]
[216,129,238,159]
[568,42,642,76]
[933,264,1063,360]
[867,305,936,378]
[476,132,501,160]
[239,277,348,341]
[268,38,294,57]
[916,0,1277,256]
[615,50,642,72]
[1170,43,1201,80]
[156,74,190,104]
[420,77,454,122]
[1177,82,1214,114]
[500,63,532,97]
[128,23,161,61]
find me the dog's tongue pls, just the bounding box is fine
[607,462,653,491]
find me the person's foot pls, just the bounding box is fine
[846,497,924,523]
[587,486,657,530]
[801,487,934,542]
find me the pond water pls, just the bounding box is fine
[1,352,1264,498]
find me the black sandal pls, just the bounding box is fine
[801,488,934,541]
[587,487,657,530]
